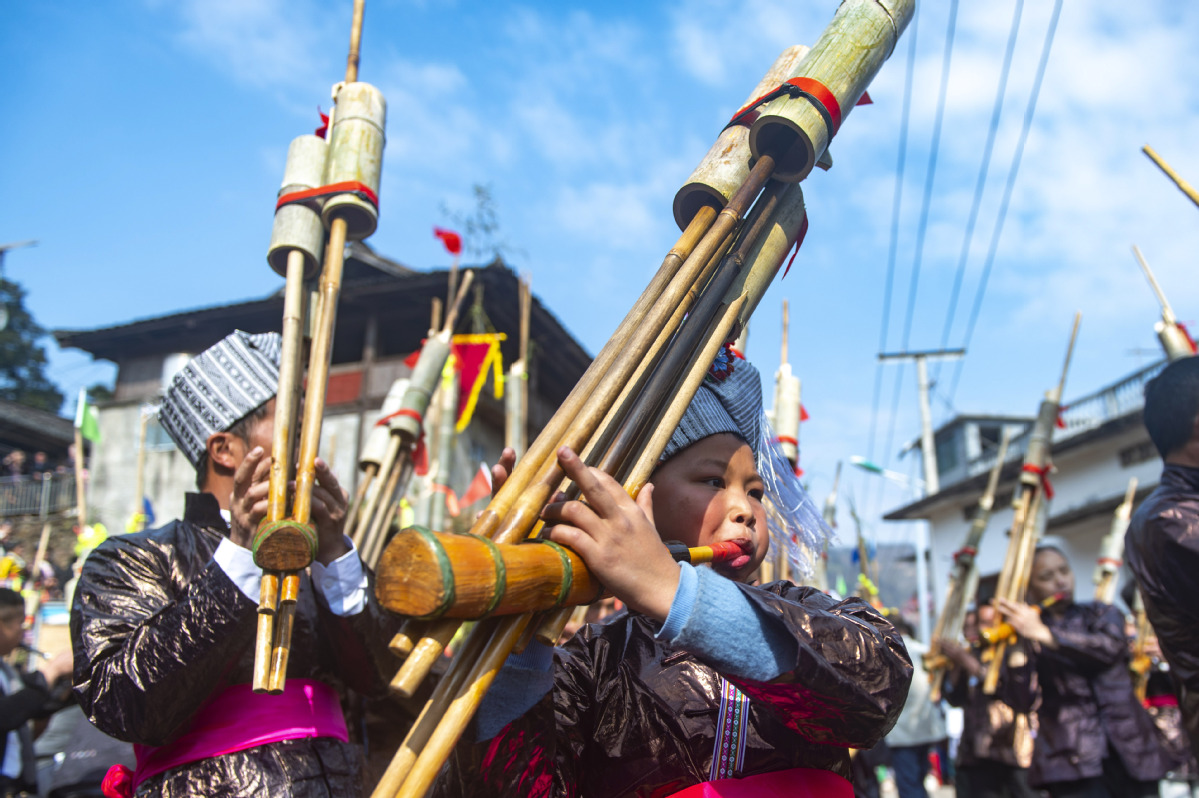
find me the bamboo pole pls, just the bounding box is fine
[73,426,86,527]
[134,408,150,529]
[927,428,1010,701]
[1143,145,1199,211]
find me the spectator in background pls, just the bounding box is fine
[0,587,73,796]
[31,451,50,480]
[886,617,948,798]
[3,450,26,478]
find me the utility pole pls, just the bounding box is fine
[877,347,964,643]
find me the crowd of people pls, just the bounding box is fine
[0,334,1194,798]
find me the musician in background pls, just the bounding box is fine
[434,355,912,797]
[938,601,1038,798]
[70,331,398,797]
[1127,356,1199,764]
[996,544,1173,797]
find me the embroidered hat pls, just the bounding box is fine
[661,347,763,463]
[158,331,283,468]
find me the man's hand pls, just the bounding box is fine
[540,447,679,622]
[937,637,983,678]
[41,649,73,686]
[229,447,270,550]
[995,597,1056,648]
[311,458,350,565]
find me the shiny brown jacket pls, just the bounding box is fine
[70,493,399,797]
[1126,463,1199,763]
[1029,601,1176,787]
[433,581,912,798]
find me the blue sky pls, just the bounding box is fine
[4,0,1199,537]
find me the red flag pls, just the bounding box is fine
[459,463,492,509]
[433,226,463,256]
[432,483,461,517]
[856,91,873,106]
[800,404,810,422]
[315,108,329,139]
[451,334,505,431]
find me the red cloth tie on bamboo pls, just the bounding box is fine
[954,546,977,563]
[1096,557,1122,568]
[666,768,853,797]
[101,680,347,798]
[781,216,810,279]
[1177,321,1199,354]
[374,408,430,476]
[276,181,379,211]
[1022,464,1055,500]
[726,78,844,136]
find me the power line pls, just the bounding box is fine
[878,0,960,504]
[865,7,920,514]
[934,0,1025,379]
[947,0,1064,403]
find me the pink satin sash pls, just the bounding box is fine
[667,767,853,798]
[101,680,347,797]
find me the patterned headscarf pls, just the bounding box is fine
[158,331,282,468]
[661,347,762,463]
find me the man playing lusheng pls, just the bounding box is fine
[434,354,912,797]
[71,330,397,797]
[1127,356,1199,762]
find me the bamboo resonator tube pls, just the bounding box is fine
[981,313,1080,695]
[1131,245,1196,361]
[1092,477,1137,605]
[376,529,744,621]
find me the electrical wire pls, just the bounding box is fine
[875,0,960,521]
[933,0,1025,385]
[865,6,920,514]
[947,0,1064,403]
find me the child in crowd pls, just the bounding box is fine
[434,355,912,797]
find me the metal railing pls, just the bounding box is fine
[961,361,1165,484]
[0,473,78,518]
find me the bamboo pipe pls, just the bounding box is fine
[376,528,744,620]
[346,462,377,544]
[134,409,150,529]
[927,428,1010,701]
[1143,145,1199,211]
[1093,477,1137,604]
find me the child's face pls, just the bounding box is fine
[650,433,769,582]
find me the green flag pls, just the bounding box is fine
[74,388,100,443]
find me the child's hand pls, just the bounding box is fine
[541,447,680,622]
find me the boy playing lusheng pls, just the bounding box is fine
[434,355,912,797]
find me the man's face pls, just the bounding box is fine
[0,608,25,657]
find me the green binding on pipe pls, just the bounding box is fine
[410,526,455,620]
[526,539,573,608]
[251,518,318,561]
[474,533,508,617]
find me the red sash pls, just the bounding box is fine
[101,680,347,798]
